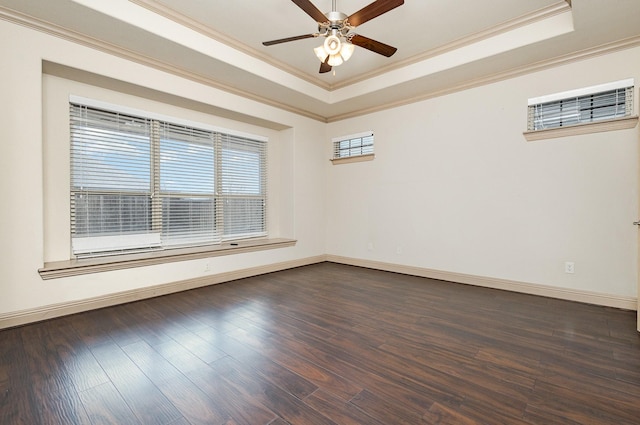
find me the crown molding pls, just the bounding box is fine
[130,0,331,91]
[330,1,572,90]
[0,5,327,122]
[327,35,640,122]
[130,0,571,93]
[2,3,638,124]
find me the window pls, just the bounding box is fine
[333,132,374,159]
[70,101,267,257]
[331,131,374,164]
[528,79,634,131]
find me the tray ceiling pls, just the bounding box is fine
[1,0,639,121]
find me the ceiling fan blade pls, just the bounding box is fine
[351,34,397,57]
[347,0,404,27]
[319,57,332,73]
[262,34,316,46]
[291,0,328,23]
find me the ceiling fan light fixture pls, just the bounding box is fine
[340,42,355,61]
[324,35,342,55]
[316,37,354,67]
[314,45,329,62]
[327,53,344,67]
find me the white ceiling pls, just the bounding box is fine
[1,0,640,122]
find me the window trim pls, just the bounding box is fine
[331,153,375,165]
[523,115,638,141]
[38,238,296,279]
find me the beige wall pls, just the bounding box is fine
[1,17,639,322]
[0,19,327,318]
[326,46,640,302]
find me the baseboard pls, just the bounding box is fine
[0,255,326,330]
[2,254,635,329]
[326,255,637,311]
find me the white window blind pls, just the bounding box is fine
[528,80,634,131]
[220,134,267,240]
[158,122,217,247]
[70,105,159,255]
[70,102,267,257]
[332,131,374,159]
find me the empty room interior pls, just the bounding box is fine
[1,0,640,424]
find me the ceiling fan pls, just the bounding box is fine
[262,0,404,73]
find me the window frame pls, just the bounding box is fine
[524,79,638,141]
[69,96,268,258]
[331,131,375,165]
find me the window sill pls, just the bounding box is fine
[523,116,638,141]
[331,153,375,165]
[38,238,297,280]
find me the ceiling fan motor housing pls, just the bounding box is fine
[320,11,351,36]
[326,10,347,23]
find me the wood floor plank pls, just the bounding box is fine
[0,328,38,425]
[229,321,458,418]
[422,402,483,425]
[154,376,230,425]
[303,388,388,425]
[146,295,212,333]
[78,382,142,425]
[523,404,586,425]
[207,356,338,425]
[21,322,92,425]
[527,380,639,425]
[226,326,363,401]
[168,330,227,364]
[349,388,430,425]
[120,340,187,385]
[121,340,230,425]
[100,307,145,348]
[185,363,277,425]
[196,328,318,400]
[1,262,640,424]
[50,316,110,392]
[89,341,183,424]
[115,301,175,346]
[150,337,211,376]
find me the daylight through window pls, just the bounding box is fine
[332,131,374,159]
[70,102,267,257]
[528,79,634,131]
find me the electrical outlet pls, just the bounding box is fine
[396,246,402,255]
[367,242,374,251]
[565,262,575,274]
[204,261,210,272]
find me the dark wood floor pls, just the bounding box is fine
[1,262,640,424]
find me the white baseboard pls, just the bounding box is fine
[326,255,637,311]
[0,255,326,330]
[2,254,635,330]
